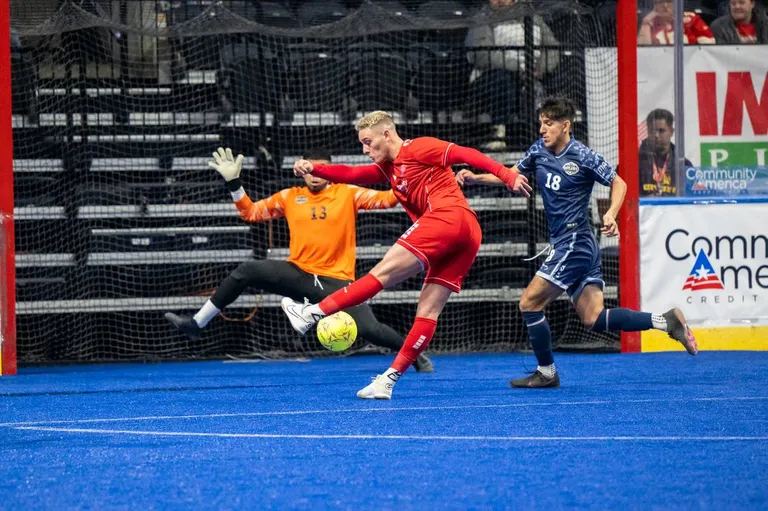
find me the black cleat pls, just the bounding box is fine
[663,308,698,355]
[414,353,435,373]
[165,312,201,341]
[510,370,560,388]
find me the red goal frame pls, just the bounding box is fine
[0,2,640,367]
[617,0,641,353]
[0,0,17,375]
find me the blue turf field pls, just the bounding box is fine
[1,352,766,509]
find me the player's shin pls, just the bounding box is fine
[193,274,245,328]
[591,308,665,333]
[316,273,384,316]
[390,317,438,375]
[357,316,436,399]
[523,311,556,377]
[193,300,221,328]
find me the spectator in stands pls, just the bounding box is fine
[637,0,716,45]
[465,0,560,150]
[711,0,768,43]
[638,109,692,197]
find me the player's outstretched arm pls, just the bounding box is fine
[354,188,399,211]
[446,145,532,197]
[456,169,504,187]
[232,190,288,223]
[208,146,286,223]
[294,159,387,185]
[601,174,626,237]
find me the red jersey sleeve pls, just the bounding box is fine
[447,144,517,187]
[402,137,455,167]
[312,163,388,185]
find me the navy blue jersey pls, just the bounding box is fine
[516,138,616,243]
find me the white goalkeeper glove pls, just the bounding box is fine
[208,147,244,182]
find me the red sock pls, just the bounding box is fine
[318,273,384,315]
[391,317,438,373]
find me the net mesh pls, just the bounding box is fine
[10,0,620,363]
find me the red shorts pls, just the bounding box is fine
[396,207,482,292]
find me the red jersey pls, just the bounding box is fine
[648,12,715,44]
[311,137,514,222]
[381,137,473,221]
[736,21,757,43]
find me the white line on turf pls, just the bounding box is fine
[0,395,766,428]
[12,426,768,442]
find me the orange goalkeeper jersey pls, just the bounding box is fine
[234,184,398,281]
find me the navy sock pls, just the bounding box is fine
[522,311,554,366]
[593,308,653,333]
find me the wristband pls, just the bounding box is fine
[226,177,243,192]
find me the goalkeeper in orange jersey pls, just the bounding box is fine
[165,147,434,372]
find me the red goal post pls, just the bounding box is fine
[1,0,17,375]
[617,0,641,353]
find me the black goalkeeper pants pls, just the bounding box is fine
[210,259,404,352]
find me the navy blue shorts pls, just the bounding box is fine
[536,231,605,302]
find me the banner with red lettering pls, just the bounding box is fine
[586,46,768,195]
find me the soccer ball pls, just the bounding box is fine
[316,311,358,352]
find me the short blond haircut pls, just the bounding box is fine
[355,110,396,132]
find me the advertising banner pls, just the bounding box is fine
[639,199,768,351]
[586,46,768,197]
[685,166,768,196]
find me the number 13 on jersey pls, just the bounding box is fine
[311,206,327,220]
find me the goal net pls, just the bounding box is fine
[10,0,619,363]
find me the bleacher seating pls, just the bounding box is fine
[260,2,298,27]
[418,0,473,19]
[296,1,349,26]
[14,143,619,314]
[348,42,414,112]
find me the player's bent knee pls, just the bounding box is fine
[415,284,452,320]
[369,267,392,287]
[231,261,256,281]
[589,308,607,332]
[370,260,419,288]
[519,296,544,313]
[233,260,271,285]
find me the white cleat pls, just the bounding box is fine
[280,297,322,335]
[356,374,394,400]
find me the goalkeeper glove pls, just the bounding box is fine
[208,147,244,182]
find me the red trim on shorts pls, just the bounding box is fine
[424,277,462,293]
[424,277,461,293]
[396,239,430,270]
